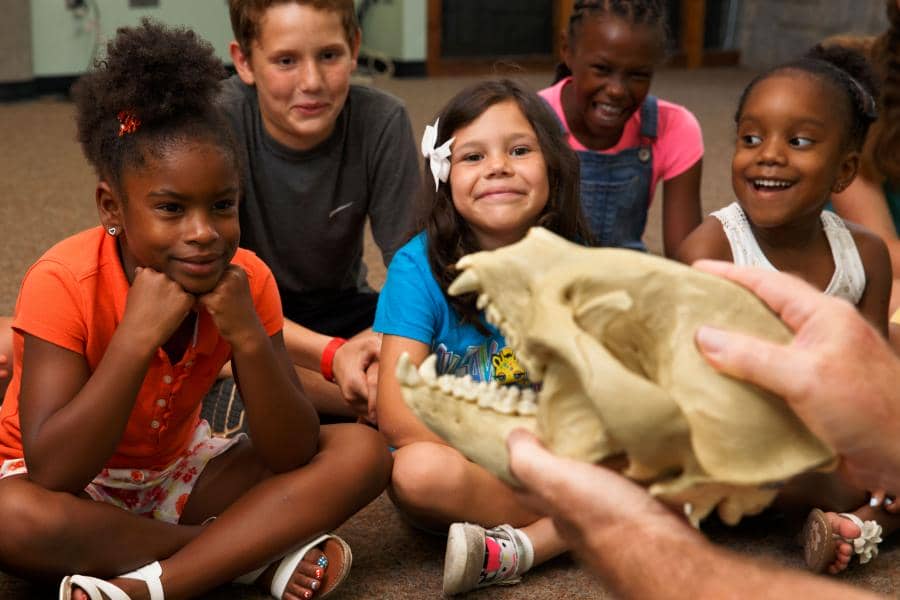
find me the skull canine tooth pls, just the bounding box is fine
[395,353,422,386]
[418,354,438,383]
[456,254,475,270]
[448,267,480,295]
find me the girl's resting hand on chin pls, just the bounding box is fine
[122,266,195,350]
[197,265,266,348]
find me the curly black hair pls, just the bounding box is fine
[71,18,236,194]
[554,0,668,83]
[420,79,590,333]
[734,44,880,153]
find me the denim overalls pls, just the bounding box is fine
[554,95,658,250]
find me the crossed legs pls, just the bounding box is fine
[0,423,391,599]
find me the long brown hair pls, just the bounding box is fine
[421,78,589,331]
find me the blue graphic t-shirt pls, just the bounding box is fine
[374,232,529,385]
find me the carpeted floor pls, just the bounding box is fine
[0,68,897,598]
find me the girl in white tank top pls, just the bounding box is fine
[678,54,890,336]
[677,47,895,578]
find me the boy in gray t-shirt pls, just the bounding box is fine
[219,0,420,422]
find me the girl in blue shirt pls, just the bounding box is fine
[374,79,589,595]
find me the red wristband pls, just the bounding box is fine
[320,337,347,383]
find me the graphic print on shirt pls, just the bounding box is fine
[433,341,532,386]
[491,348,528,385]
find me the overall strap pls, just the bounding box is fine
[639,95,659,140]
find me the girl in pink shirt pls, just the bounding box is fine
[539,0,703,255]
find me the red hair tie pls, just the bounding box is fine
[117,110,141,137]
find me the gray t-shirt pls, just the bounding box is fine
[218,75,419,315]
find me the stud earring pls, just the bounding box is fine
[107,226,119,236]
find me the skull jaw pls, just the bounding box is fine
[402,379,537,485]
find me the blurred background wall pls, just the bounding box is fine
[0,0,892,99]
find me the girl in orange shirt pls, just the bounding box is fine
[0,19,390,600]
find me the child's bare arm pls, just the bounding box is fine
[198,265,317,471]
[832,176,900,274]
[19,267,194,492]
[377,334,447,449]
[661,159,703,258]
[281,319,380,419]
[674,215,734,265]
[848,224,892,336]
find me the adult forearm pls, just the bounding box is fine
[589,521,881,600]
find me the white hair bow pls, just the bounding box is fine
[421,118,455,191]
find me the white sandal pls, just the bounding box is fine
[840,512,883,564]
[235,532,352,598]
[59,561,163,600]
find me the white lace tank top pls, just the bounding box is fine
[711,202,866,304]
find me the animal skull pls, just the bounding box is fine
[398,227,835,525]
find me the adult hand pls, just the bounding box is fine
[692,260,900,494]
[506,429,692,570]
[331,331,381,423]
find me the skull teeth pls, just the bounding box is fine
[403,354,539,417]
[418,354,438,383]
[395,353,422,386]
[448,268,481,295]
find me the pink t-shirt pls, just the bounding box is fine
[539,77,704,204]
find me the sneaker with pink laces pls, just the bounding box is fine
[442,522,534,595]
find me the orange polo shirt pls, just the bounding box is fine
[0,226,283,470]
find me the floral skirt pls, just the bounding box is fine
[0,420,243,523]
